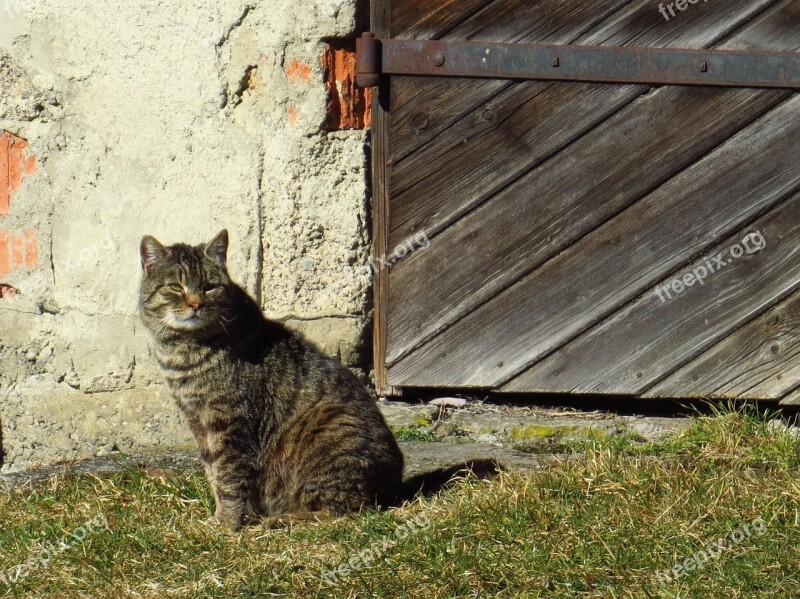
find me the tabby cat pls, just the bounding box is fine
[138,230,496,531]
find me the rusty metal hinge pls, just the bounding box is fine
[355,33,800,90]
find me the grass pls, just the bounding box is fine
[390,426,438,443]
[1,405,799,598]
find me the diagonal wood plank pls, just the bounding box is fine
[391,0,495,40]
[389,0,635,165]
[502,191,800,395]
[386,86,790,365]
[779,387,800,406]
[387,94,800,388]
[643,291,800,399]
[389,0,788,167]
[386,0,799,366]
[387,0,783,250]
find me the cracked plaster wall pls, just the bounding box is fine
[0,0,371,471]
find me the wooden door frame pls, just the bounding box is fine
[370,0,398,397]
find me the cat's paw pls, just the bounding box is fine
[206,512,243,532]
[261,510,332,529]
[261,514,291,529]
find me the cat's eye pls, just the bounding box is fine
[166,283,184,293]
[203,284,223,294]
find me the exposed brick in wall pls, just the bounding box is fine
[321,43,371,131]
[0,132,36,216]
[286,59,312,83]
[0,131,38,282]
[0,229,38,281]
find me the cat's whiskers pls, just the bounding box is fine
[218,317,230,334]
[154,316,174,340]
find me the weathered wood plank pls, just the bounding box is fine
[502,190,800,394]
[779,387,800,406]
[386,0,799,367]
[386,86,789,365]
[386,94,800,389]
[389,0,634,165]
[391,0,494,40]
[371,0,395,397]
[387,0,782,250]
[644,291,800,399]
[389,0,787,166]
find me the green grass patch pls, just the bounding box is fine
[1,406,799,597]
[510,424,576,441]
[391,426,437,442]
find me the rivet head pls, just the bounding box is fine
[411,112,429,131]
[551,56,560,68]
[699,61,708,73]
[432,51,445,67]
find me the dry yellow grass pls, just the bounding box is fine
[1,404,798,598]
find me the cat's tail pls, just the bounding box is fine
[396,458,503,503]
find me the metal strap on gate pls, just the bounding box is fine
[356,33,800,89]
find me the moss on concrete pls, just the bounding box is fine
[509,424,576,441]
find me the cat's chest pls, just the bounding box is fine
[154,344,233,403]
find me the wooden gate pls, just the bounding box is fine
[367,0,800,402]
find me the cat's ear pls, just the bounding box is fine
[140,235,167,275]
[205,229,229,263]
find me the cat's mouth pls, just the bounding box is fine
[167,312,210,331]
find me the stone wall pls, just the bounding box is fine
[0,0,371,471]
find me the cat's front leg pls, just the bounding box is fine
[212,494,247,532]
[208,453,256,532]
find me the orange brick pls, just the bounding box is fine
[288,105,297,126]
[23,229,37,269]
[321,44,371,131]
[0,231,8,279]
[0,131,37,216]
[286,60,311,83]
[0,137,8,216]
[11,235,23,270]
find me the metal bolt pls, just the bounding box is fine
[551,56,560,68]
[699,61,708,73]
[432,51,445,67]
[411,112,429,131]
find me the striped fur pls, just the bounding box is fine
[139,230,404,530]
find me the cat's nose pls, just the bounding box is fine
[189,302,204,312]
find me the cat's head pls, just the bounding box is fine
[138,230,236,339]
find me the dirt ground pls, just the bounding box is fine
[1,397,700,487]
